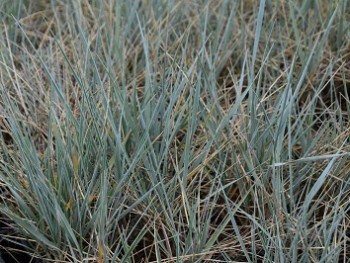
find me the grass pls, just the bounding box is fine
[0,0,349,262]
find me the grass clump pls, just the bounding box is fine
[0,0,350,262]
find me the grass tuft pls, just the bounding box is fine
[0,0,350,262]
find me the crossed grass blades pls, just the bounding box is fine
[0,0,350,262]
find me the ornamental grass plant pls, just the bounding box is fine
[0,0,350,262]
